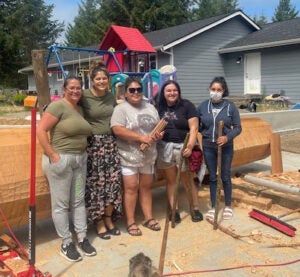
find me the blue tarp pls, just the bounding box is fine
[290,103,300,110]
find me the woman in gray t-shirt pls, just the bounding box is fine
[111,77,163,236]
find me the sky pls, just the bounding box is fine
[45,0,300,43]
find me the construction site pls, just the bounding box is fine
[0,108,299,276]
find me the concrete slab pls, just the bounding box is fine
[4,151,300,277]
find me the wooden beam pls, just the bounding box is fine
[31,50,51,116]
[270,133,283,174]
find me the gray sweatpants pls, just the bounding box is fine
[42,152,87,245]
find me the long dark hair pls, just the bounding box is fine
[157,80,183,114]
[209,76,229,97]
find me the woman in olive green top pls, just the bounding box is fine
[37,77,96,262]
[80,65,122,240]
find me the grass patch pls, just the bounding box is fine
[0,104,28,116]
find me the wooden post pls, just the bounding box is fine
[31,50,51,116]
[270,133,283,174]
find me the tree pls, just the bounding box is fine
[191,0,238,20]
[252,14,268,26]
[272,0,299,22]
[65,0,193,46]
[0,0,64,88]
[65,0,102,47]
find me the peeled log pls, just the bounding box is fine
[243,175,300,195]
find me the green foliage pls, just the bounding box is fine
[272,0,299,22]
[12,93,27,105]
[65,0,194,46]
[252,14,268,25]
[191,0,238,20]
[0,0,64,88]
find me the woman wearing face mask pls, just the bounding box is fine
[197,76,241,220]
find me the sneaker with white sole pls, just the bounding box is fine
[60,242,82,262]
[78,238,97,256]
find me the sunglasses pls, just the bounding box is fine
[128,87,142,94]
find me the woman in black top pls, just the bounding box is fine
[156,80,203,223]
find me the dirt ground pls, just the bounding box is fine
[1,112,300,276]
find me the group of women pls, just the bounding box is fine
[37,63,241,262]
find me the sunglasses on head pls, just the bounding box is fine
[128,87,142,94]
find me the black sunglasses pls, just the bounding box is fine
[128,87,142,94]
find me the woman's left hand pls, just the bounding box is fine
[152,131,164,141]
[217,135,228,146]
[183,147,192,157]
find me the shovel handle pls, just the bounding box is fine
[278,208,300,219]
[213,120,224,230]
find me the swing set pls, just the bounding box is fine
[44,44,177,104]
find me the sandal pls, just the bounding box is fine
[168,210,181,224]
[223,207,233,220]
[127,223,142,236]
[191,209,203,222]
[96,218,111,240]
[97,230,111,240]
[142,218,161,231]
[107,226,121,236]
[104,215,121,236]
[205,209,215,220]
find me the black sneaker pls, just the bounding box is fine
[78,238,97,256]
[169,210,181,224]
[60,242,82,262]
[192,209,203,222]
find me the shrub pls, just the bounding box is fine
[12,93,27,105]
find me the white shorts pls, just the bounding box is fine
[121,164,154,176]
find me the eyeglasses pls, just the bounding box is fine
[128,87,142,94]
[66,87,82,92]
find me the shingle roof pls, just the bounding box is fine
[143,10,259,50]
[220,17,300,53]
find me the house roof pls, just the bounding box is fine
[143,10,260,50]
[98,25,156,53]
[220,17,300,53]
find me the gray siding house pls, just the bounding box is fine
[19,10,300,104]
[144,10,300,104]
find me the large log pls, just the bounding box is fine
[0,117,277,230]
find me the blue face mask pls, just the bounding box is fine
[210,91,223,102]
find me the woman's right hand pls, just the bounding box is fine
[140,134,154,145]
[49,152,60,164]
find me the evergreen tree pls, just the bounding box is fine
[0,0,63,88]
[64,0,193,46]
[252,14,268,26]
[191,0,238,20]
[65,0,102,47]
[272,0,298,22]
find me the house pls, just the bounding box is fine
[144,10,300,104]
[19,10,300,104]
